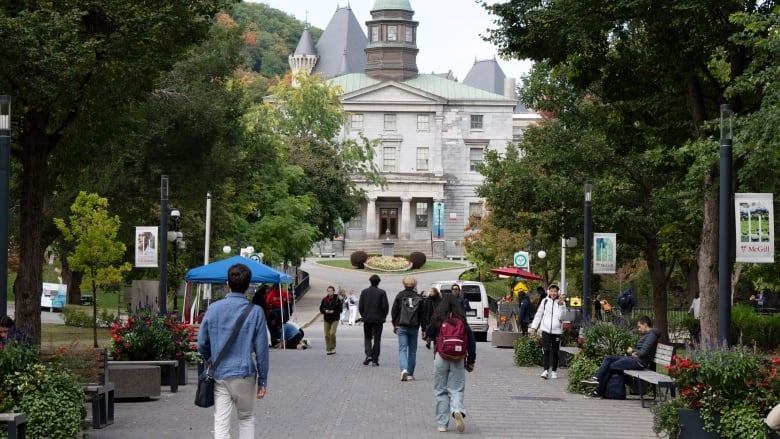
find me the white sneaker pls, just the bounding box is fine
[540,369,548,379]
[401,369,408,381]
[453,411,465,432]
[550,371,558,379]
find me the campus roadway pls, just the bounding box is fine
[87,258,656,439]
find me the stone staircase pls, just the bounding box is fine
[344,239,433,257]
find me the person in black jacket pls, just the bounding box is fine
[392,276,424,381]
[581,315,660,398]
[319,285,342,355]
[423,287,443,349]
[358,274,389,366]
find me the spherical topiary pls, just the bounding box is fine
[350,250,368,269]
[408,251,427,269]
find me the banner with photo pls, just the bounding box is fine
[593,233,617,274]
[735,193,774,263]
[135,226,159,268]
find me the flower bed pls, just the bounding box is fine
[109,308,196,361]
[363,255,412,272]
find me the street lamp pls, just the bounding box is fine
[583,180,593,324]
[560,237,577,296]
[0,95,10,319]
[159,176,169,315]
[718,104,734,345]
[167,209,183,314]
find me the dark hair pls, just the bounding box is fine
[227,263,251,293]
[0,315,13,328]
[637,315,653,327]
[431,295,467,332]
[369,274,381,286]
[252,285,269,308]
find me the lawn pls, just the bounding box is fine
[41,323,113,349]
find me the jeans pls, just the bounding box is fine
[541,331,561,372]
[323,320,339,351]
[594,355,643,395]
[364,321,384,362]
[214,377,256,439]
[433,354,466,428]
[397,326,419,375]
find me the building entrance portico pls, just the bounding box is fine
[379,208,398,238]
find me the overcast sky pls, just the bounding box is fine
[248,0,533,82]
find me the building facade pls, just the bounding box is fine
[292,0,537,257]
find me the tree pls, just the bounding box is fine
[480,0,775,344]
[0,0,237,343]
[54,192,131,347]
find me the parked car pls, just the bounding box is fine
[430,280,490,342]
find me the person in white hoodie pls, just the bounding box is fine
[529,284,567,379]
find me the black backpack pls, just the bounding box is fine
[398,294,422,326]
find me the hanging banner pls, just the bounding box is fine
[433,201,445,238]
[593,233,617,274]
[135,226,159,268]
[735,193,774,263]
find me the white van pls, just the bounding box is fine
[430,281,489,342]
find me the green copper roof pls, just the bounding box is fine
[330,73,514,102]
[372,0,413,11]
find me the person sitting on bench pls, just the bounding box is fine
[581,315,660,398]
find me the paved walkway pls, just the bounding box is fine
[88,259,657,438]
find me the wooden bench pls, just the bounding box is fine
[624,343,676,408]
[40,347,115,429]
[0,413,27,439]
[107,360,179,393]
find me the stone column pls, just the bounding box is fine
[400,197,412,240]
[366,197,377,239]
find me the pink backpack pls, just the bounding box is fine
[436,317,467,362]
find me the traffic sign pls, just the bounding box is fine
[248,253,262,262]
[513,251,529,269]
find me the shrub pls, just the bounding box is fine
[62,306,117,328]
[350,250,368,269]
[580,322,637,359]
[513,334,542,367]
[109,307,196,360]
[731,303,780,351]
[408,251,427,269]
[566,352,602,394]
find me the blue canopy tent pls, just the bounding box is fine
[183,256,293,324]
[185,255,292,284]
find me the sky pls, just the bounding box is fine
[249,0,533,82]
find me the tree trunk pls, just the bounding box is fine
[698,170,719,346]
[645,239,669,343]
[13,116,52,345]
[61,257,83,305]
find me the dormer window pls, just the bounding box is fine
[387,25,397,41]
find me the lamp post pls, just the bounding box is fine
[0,95,10,319]
[167,209,182,314]
[583,180,593,324]
[560,237,577,296]
[718,104,734,345]
[159,176,169,315]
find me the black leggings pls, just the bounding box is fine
[541,332,561,371]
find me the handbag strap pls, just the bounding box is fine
[210,302,253,372]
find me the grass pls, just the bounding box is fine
[41,323,113,349]
[316,258,468,273]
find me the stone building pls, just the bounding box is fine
[292,0,539,257]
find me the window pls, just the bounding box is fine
[383,146,397,171]
[470,114,484,130]
[405,27,413,43]
[416,202,429,228]
[416,114,429,131]
[416,147,429,171]
[371,26,379,42]
[469,147,484,171]
[469,203,483,228]
[350,113,364,131]
[387,25,397,41]
[384,114,397,131]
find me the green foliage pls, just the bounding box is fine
[350,251,368,269]
[0,363,85,438]
[0,340,39,384]
[566,352,602,395]
[716,402,768,439]
[651,398,686,438]
[109,308,196,361]
[513,334,542,367]
[62,306,116,329]
[730,303,780,351]
[580,323,638,359]
[408,252,427,269]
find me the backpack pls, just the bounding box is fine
[603,372,626,399]
[436,317,467,362]
[618,295,630,308]
[398,294,422,326]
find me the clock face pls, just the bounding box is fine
[388,25,397,41]
[405,27,413,42]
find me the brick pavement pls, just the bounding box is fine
[87,259,657,438]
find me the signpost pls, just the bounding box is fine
[513,251,529,269]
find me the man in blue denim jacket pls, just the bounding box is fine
[198,263,269,439]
